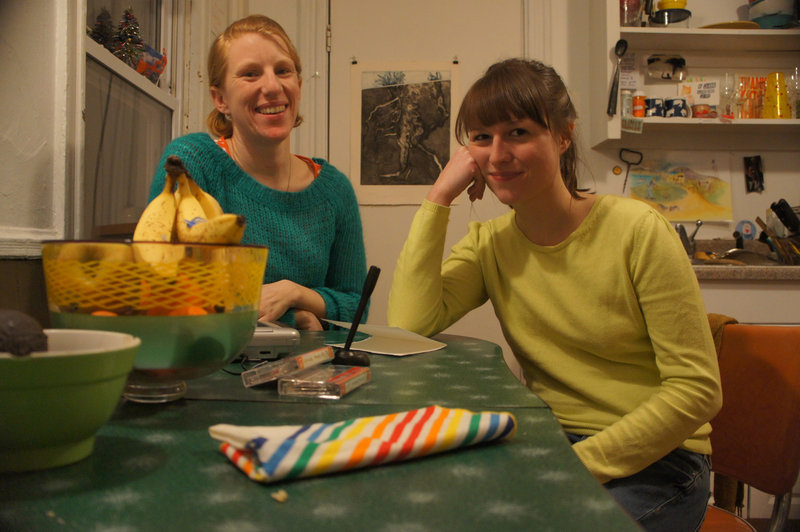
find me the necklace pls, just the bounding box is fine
[228,136,293,192]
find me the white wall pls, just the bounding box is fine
[0,1,56,232]
[327,0,529,378]
[0,1,72,254]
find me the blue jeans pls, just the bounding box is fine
[567,433,711,532]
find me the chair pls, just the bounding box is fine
[700,324,800,532]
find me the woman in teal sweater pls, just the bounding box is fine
[388,58,721,531]
[149,15,366,330]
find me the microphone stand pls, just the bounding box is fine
[332,265,380,366]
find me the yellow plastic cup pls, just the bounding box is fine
[657,0,687,9]
[763,72,792,119]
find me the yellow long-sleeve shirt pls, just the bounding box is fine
[388,196,722,484]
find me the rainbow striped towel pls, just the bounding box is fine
[209,405,516,483]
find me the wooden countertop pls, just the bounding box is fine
[693,264,800,281]
[692,239,800,281]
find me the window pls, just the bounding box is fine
[83,56,173,238]
[86,1,162,50]
[82,0,178,238]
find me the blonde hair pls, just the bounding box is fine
[455,58,581,198]
[206,14,303,137]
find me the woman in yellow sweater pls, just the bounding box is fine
[387,58,722,532]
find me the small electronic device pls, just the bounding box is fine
[241,320,301,361]
[278,365,371,399]
[241,347,334,388]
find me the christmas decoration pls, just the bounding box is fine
[89,8,115,52]
[113,7,145,68]
[136,46,168,84]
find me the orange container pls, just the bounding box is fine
[633,92,646,117]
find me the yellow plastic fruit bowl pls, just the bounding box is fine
[0,329,140,472]
[41,241,268,403]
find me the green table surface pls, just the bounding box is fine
[185,333,547,409]
[0,333,640,532]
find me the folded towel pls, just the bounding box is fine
[209,405,517,483]
[707,313,738,356]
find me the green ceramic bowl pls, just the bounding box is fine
[0,329,140,472]
[41,240,267,403]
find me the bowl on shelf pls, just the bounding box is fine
[41,241,268,403]
[0,329,140,472]
[649,8,692,27]
[748,0,796,28]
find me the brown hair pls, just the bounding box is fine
[455,58,581,198]
[206,14,303,137]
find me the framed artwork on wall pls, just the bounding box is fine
[349,61,459,204]
[628,151,733,222]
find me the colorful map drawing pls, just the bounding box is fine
[629,153,732,222]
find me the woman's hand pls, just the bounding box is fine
[294,309,323,331]
[258,280,327,329]
[426,147,484,206]
[259,280,302,322]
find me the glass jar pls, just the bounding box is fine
[621,89,634,117]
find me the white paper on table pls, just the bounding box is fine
[323,320,446,356]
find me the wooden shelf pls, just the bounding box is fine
[620,28,800,52]
[590,0,800,148]
[640,118,800,126]
[84,36,177,109]
[602,118,800,151]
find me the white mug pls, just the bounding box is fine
[665,97,691,118]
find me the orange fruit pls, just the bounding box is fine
[167,305,208,316]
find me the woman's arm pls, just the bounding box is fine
[387,200,489,336]
[388,149,488,335]
[573,211,722,483]
[307,166,367,324]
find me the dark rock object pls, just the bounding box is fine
[0,309,48,357]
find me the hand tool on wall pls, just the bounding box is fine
[619,148,643,193]
[607,39,628,116]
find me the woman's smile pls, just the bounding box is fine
[256,104,287,115]
[488,169,523,182]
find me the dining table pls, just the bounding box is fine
[0,331,641,531]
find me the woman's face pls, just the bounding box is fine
[466,116,570,207]
[211,32,301,143]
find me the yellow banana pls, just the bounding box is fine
[189,178,225,219]
[188,213,246,244]
[133,173,177,243]
[175,174,209,243]
[132,171,179,267]
[137,155,245,247]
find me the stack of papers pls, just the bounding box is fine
[323,321,446,356]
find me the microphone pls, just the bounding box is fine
[332,265,380,366]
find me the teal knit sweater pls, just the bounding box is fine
[148,133,367,325]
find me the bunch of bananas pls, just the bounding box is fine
[133,155,246,248]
